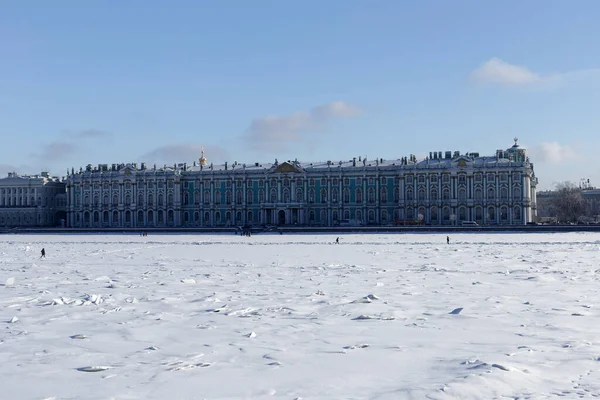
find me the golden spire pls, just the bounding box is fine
[199,147,207,166]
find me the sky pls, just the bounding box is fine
[1,1,599,190]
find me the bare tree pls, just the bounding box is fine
[549,181,588,223]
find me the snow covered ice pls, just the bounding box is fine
[2,232,600,399]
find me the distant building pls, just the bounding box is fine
[0,172,67,227]
[65,140,537,228]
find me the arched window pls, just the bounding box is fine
[458,188,466,201]
[320,189,327,203]
[356,188,362,204]
[158,210,164,224]
[332,188,338,203]
[194,211,199,223]
[513,187,521,199]
[237,190,243,204]
[431,207,438,223]
[418,189,425,201]
[225,211,231,224]
[103,211,109,224]
[247,211,253,223]
[381,209,388,222]
[124,194,131,205]
[356,209,362,222]
[93,196,99,206]
[343,188,350,203]
[138,193,143,205]
[442,188,450,200]
[184,212,189,223]
[270,188,277,203]
[183,192,189,205]
[458,207,466,221]
[309,210,315,222]
[194,192,199,205]
[148,194,154,206]
[488,206,495,222]
[514,206,521,221]
[204,211,210,223]
[296,188,303,202]
[104,195,110,206]
[204,190,210,205]
[406,190,413,201]
[137,210,144,224]
[430,189,438,200]
[380,187,387,203]
[226,190,232,205]
[394,188,399,202]
[94,211,100,223]
[214,191,221,205]
[475,188,482,200]
[309,189,315,203]
[500,187,508,200]
[344,209,350,220]
[215,211,221,223]
[259,190,265,203]
[500,206,508,222]
[368,209,375,222]
[367,188,375,203]
[443,207,450,222]
[283,189,290,203]
[158,194,164,206]
[112,210,119,223]
[332,210,338,221]
[148,210,154,224]
[247,190,253,205]
[167,193,173,206]
[320,209,327,224]
[487,188,495,200]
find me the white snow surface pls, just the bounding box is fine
[2,232,600,399]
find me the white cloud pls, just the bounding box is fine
[470,58,542,86]
[244,101,362,152]
[470,58,600,87]
[141,144,229,165]
[530,142,576,164]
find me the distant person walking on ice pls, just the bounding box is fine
[336,237,340,244]
[40,248,46,258]
[446,236,450,245]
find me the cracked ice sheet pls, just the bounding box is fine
[1,232,600,399]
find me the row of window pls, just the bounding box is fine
[75,185,527,207]
[71,204,523,227]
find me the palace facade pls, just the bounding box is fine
[65,140,537,228]
[0,172,67,227]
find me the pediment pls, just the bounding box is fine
[454,157,471,167]
[272,162,303,173]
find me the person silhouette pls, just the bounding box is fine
[446,236,450,245]
[40,248,46,258]
[336,237,339,244]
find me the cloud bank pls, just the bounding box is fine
[470,58,600,87]
[529,142,576,164]
[244,101,362,152]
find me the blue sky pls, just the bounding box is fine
[1,1,599,190]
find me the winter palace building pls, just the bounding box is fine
[64,140,537,229]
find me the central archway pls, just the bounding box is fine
[278,210,286,225]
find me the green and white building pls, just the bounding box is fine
[65,140,537,228]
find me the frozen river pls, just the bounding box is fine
[1,232,600,399]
